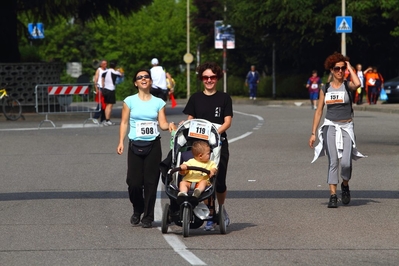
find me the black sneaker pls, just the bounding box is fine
[130,213,141,225]
[142,221,152,228]
[341,183,351,205]
[328,194,338,208]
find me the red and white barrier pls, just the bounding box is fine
[47,86,89,95]
[35,83,100,128]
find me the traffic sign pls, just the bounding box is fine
[28,23,44,39]
[336,16,352,33]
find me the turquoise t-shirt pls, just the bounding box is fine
[124,94,166,141]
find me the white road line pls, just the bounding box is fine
[155,110,264,265]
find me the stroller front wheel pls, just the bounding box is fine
[182,206,190,237]
[161,203,170,234]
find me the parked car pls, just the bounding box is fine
[384,76,399,103]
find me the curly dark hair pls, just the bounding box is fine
[324,52,350,70]
[196,62,223,80]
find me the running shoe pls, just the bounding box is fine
[102,120,115,126]
[130,213,141,225]
[341,183,351,205]
[204,218,215,231]
[328,194,338,208]
[224,208,231,227]
[177,192,188,197]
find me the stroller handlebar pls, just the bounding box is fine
[168,166,211,176]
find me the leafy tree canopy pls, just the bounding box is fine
[0,0,153,62]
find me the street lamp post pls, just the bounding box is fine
[341,0,346,55]
[183,0,194,99]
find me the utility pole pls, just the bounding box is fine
[341,0,346,55]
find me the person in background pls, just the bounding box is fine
[101,60,123,126]
[355,64,365,105]
[117,69,175,228]
[364,66,384,104]
[166,72,177,108]
[93,59,107,122]
[306,70,322,110]
[245,65,260,100]
[150,58,168,101]
[309,52,366,208]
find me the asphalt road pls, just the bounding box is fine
[0,101,398,266]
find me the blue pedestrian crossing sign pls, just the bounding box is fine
[336,16,352,33]
[28,23,44,39]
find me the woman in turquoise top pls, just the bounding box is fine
[117,69,175,228]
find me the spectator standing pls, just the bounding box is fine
[245,65,260,100]
[166,72,177,108]
[150,58,168,101]
[306,70,322,110]
[93,60,107,122]
[101,60,123,126]
[364,66,384,104]
[117,69,175,228]
[355,64,365,105]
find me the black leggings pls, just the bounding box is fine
[126,138,162,223]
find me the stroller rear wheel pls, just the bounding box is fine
[161,203,170,234]
[182,206,190,237]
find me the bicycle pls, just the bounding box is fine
[0,85,22,121]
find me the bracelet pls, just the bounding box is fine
[311,133,315,135]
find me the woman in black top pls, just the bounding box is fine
[183,62,233,228]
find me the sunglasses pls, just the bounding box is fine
[202,75,218,82]
[333,66,347,72]
[136,75,150,80]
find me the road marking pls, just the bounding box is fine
[155,110,264,265]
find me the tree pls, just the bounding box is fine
[0,0,152,63]
[24,0,195,99]
[219,0,399,78]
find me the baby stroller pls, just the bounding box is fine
[161,119,227,237]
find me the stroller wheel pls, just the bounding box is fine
[182,206,190,237]
[218,204,227,234]
[161,203,170,234]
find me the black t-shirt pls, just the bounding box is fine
[183,91,233,138]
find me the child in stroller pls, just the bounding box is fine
[161,119,227,237]
[178,140,218,198]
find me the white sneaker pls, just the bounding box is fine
[249,97,253,100]
[223,208,230,227]
[253,97,256,100]
[177,192,188,197]
[103,120,115,126]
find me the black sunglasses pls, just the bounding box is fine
[333,66,347,72]
[136,75,150,80]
